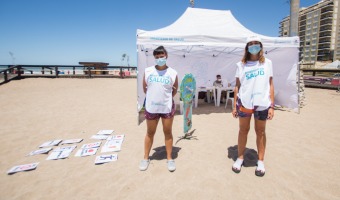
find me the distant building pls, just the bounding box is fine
[279,0,340,63]
[79,62,109,75]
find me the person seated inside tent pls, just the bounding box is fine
[213,74,229,103]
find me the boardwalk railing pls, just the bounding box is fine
[301,68,340,90]
[301,68,340,76]
[0,66,21,84]
[0,65,137,85]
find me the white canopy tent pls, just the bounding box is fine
[136,7,299,111]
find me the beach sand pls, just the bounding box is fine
[0,78,339,200]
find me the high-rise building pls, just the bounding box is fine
[279,0,340,63]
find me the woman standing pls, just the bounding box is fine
[139,46,178,172]
[231,35,274,177]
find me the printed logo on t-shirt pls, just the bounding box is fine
[148,74,171,85]
[245,68,264,80]
[251,92,262,98]
[151,101,166,106]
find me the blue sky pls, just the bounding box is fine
[0,0,320,66]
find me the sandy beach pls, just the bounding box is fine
[0,78,339,200]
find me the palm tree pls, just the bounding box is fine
[121,53,126,64]
[121,53,130,66]
[190,0,194,7]
[126,55,130,67]
[9,51,15,65]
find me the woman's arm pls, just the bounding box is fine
[142,73,147,94]
[267,77,274,120]
[269,77,274,106]
[234,78,240,108]
[232,78,240,118]
[172,76,178,97]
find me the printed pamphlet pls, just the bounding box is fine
[90,135,109,140]
[81,141,101,149]
[46,145,77,160]
[28,147,53,156]
[95,154,118,164]
[7,162,39,174]
[96,130,114,135]
[39,140,62,148]
[61,139,83,145]
[75,148,98,157]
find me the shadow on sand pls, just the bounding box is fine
[227,145,258,167]
[149,146,182,161]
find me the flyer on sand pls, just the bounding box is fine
[46,145,77,160]
[75,148,98,157]
[81,141,101,149]
[90,135,109,140]
[39,139,62,148]
[7,162,39,174]
[28,147,53,156]
[96,130,114,135]
[101,139,123,153]
[95,154,118,164]
[60,139,83,145]
[106,134,125,141]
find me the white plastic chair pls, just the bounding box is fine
[195,86,213,107]
[225,90,234,109]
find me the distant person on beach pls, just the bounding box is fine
[213,74,225,88]
[231,35,274,177]
[139,46,178,172]
[212,74,230,103]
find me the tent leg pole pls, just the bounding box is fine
[298,62,301,114]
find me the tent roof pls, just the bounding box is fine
[137,7,299,47]
[141,8,254,37]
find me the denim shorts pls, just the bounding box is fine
[144,100,176,120]
[236,98,269,121]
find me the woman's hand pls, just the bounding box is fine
[267,108,274,120]
[232,108,238,118]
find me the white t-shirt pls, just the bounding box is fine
[235,58,273,110]
[144,66,177,113]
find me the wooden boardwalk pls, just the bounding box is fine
[0,65,137,85]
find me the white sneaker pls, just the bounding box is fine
[167,160,176,172]
[139,159,150,171]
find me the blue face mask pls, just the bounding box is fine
[155,57,167,66]
[248,44,261,55]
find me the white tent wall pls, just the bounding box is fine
[136,8,299,111]
[137,45,299,110]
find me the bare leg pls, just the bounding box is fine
[232,116,251,173]
[254,119,267,161]
[161,117,174,160]
[237,117,251,159]
[144,119,159,160]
